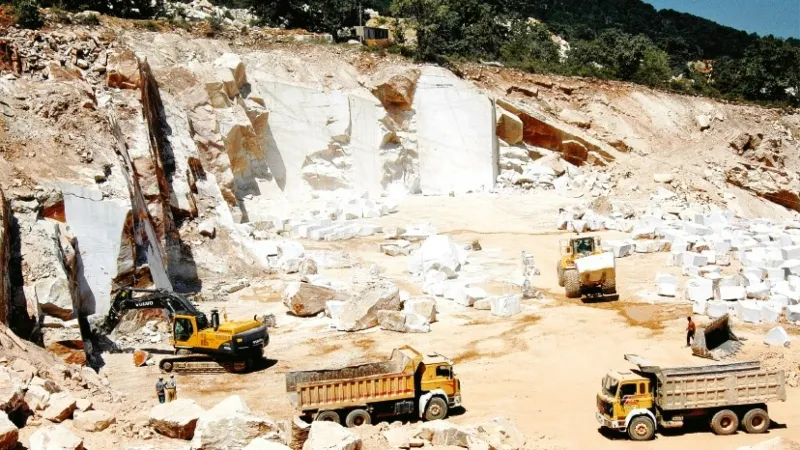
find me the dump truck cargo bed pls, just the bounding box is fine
[625,354,786,411]
[286,347,420,412]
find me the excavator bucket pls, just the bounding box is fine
[692,314,744,360]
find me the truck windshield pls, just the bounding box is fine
[602,375,618,397]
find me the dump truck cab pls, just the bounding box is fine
[597,370,655,439]
[418,352,462,412]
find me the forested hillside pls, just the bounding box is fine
[9,0,800,105]
[245,0,799,105]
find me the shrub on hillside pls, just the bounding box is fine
[13,0,44,29]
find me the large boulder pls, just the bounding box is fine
[214,53,247,95]
[377,311,430,333]
[106,49,140,89]
[283,282,345,317]
[42,392,76,423]
[496,107,523,145]
[299,259,318,281]
[369,67,420,110]
[191,395,282,450]
[0,368,24,413]
[290,415,311,450]
[475,417,526,450]
[415,420,472,447]
[20,220,77,321]
[337,280,401,332]
[404,297,437,323]
[408,235,466,278]
[11,358,37,383]
[73,410,115,432]
[0,412,18,450]
[24,384,51,411]
[490,296,521,318]
[149,398,205,440]
[29,425,83,450]
[302,421,361,450]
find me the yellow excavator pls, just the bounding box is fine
[103,288,269,374]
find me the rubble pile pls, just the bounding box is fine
[0,26,116,85]
[163,0,255,27]
[0,326,121,450]
[255,194,399,243]
[367,416,527,450]
[148,395,286,448]
[496,147,613,197]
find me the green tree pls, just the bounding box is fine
[392,0,506,61]
[13,0,44,29]
[633,46,671,87]
[500,19,559,72]
[715,37,800,104]
[567,30,670,83]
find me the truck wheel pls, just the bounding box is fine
[314,410,340,424]
[602,276,616,295]
[557,262,565,287]
[710,409,739,435]
[742,408,770,434]
[424,397,448,421]
[564,269,581,298]
[345,409,371,428]
[627,416,655,441]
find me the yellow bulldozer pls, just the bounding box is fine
[557,236,617,300]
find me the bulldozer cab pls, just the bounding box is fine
[561,237,600,256]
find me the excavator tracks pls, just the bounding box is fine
[159,354,248,374]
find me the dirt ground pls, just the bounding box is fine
[100,192,800,449]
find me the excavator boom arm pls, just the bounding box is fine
[104,288,203,333]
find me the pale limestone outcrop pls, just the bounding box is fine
[413,66,496,195]
[20,219,77,322]
[62,185,131,318]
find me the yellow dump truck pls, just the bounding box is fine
[597,354,786,441]
[286,346,461,427]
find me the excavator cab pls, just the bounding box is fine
[173,316,196,344]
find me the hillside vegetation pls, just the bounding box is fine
[8,0,800,105]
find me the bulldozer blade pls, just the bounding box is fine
[692,314,744,360]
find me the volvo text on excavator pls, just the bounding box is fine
[104,288,269,374]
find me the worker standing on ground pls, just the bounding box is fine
[165,374,177,402]
[155,376,165,404]
[686,316,696,347]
